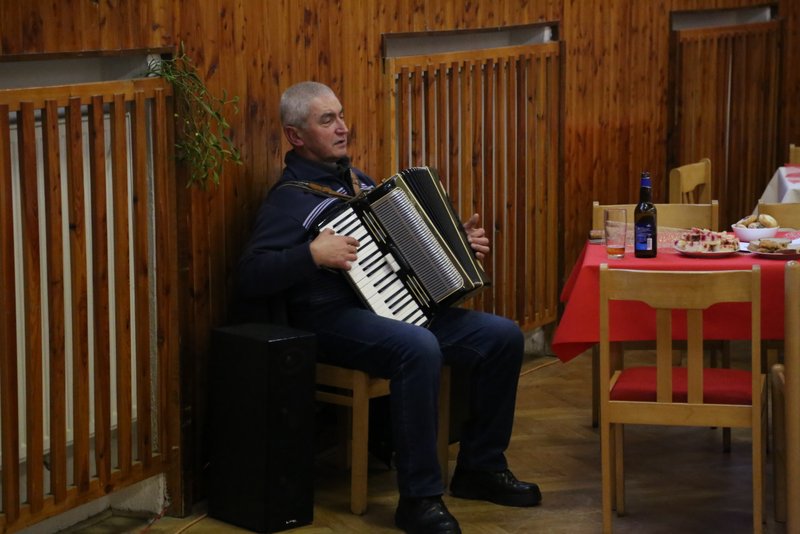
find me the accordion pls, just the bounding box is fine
[316,167,490,326]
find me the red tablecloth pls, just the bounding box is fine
[552,243,791,362]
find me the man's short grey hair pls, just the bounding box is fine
[280,81,336,129]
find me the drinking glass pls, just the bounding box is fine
[604,208,627,259]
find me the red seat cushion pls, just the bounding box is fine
[610,366,752,405]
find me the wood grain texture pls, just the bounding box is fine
[0,0,799,522]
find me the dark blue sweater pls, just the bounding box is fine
[236,150,375,319]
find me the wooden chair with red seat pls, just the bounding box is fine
[598,265,765,533]
[669,157,712,204]
[589,200,722,429]
[770,260,800,529]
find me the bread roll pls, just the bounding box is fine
[758,213,778,228]
[735,214,758,227]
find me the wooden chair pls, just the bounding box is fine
[315,363,451,515]
[770,260,800,529]
[790,143,800,164]
[598,265,765,533]
[591,200,720,232]
[757,200,800,229]
[589,200,723,429]
[249,297,451,515]
[669,157,712,204]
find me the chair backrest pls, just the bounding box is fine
[592,200,719,232]
[669,158,712,204]
[790,143,800,164]
[599,265,761,411]
[757,201,800,229]
[786,261,800,529]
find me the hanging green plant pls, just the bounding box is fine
[146,44,242,189]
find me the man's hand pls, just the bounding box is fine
[463,213,490,260]
[310,229,360,270]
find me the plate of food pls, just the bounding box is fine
[747,238,800,259]
[675,248,739,258]
[673,228,740,258]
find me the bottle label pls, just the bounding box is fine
[635,223,655,251]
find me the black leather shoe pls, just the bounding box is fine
[450,467,542,507]
[394,495,462,534]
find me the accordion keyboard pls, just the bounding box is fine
[321,206,429,326]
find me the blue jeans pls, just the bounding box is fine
[292,301,524,498]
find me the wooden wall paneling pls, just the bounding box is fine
[0,104,21,523]
[110,93,133,479]
[41,99,68,504]
[65,97,91,493]
[89,95,112,490]
[152,85,175,482]
[17,101,45,514]
[0,1,23,53]
[0,0,174,54]
[174,6,214,509]
[152,85,182,514]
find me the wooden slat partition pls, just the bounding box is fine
[386,43,560,330]
[0,78,179,532]
[670,20,781,229]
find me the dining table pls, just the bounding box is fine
[759,165,800,204]
[552,232,800,364]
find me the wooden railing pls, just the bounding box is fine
[669,20,781,228]
[0,77,179,532]
[385,43,561,330]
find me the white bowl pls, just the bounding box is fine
[731,224,778,242]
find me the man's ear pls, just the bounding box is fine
[284,125,304,147]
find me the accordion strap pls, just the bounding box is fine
[276,180,355,200]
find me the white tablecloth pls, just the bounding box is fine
[760,165,800,203]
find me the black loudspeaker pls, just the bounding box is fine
[208,323,316,533]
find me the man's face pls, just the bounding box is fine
[291,93,349,164]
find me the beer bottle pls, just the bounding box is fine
[634,171,657,258]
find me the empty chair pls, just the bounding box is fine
[757,200,800,229]
[669,157,712,204]
[598,265,765,533]
[790,143,800,164]
[592,200,720,232]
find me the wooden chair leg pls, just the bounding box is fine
[592,345,599,428]
[437,366,451,486]
[614,424,625,516]
[601,419,613,532]
[350,372,370,515]
[771,365,786,523]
